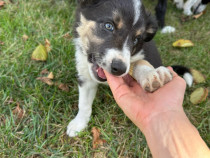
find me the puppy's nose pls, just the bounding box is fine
[111,59,127,76]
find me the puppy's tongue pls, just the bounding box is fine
[97,67,106,79]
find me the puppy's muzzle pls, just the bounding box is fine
[111,59,127,76]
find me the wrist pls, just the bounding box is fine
[141,109,187,135]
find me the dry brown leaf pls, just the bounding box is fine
[22,34,29,41]
[93,152,107,158]
[40,69,49,75]
[0,115,6,125]
[190,87,208,104]
[5,98,14,104]
[190,69,206,83]
[193,11,206,19]
[12,103,25,119]
[45,39,51,52]
[63,33,72,39]
[0,1,5,7]
[58,83,69,92]
[92,127,106,149]
[36,77,54,86]
[47,72,54,79]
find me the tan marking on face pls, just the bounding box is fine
[136,29,142,36]
[113,11,124,29]
[147,28,155,34]
[76,14,104,52]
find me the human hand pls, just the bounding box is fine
[104,67,186,132]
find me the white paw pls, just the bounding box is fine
[183,9,193,16]
[66,118,88,137]
[176,2,183,9]
[141,66,173,92]
[161,26,176,34]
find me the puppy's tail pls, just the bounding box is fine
[171,65,193,87]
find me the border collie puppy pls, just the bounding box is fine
[66,0,193,137]
[156,0,209,33]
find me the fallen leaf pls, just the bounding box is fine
[47,72,54,79]
[12,103,25,119]
[0,41,4,45]
[22,34,29,41]
[0,115,6,126]
[45,39,51,53]
[40,69,49,75]
[31,44,48,61]
[5,98,14,104]
[173,39,194,47]
[63,33,72,39]
[0,1,5,7]
[190,69,206,83]
[193,11,206,19]
[36,77,54,86]
[92,127,106,149]
[58,83,69,92]
[93,152,107,158]
[190,87,208,104]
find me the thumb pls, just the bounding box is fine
[104,70,132,103]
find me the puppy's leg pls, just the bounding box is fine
[67,80,98,137]
[183,0,197,15]
[130,60,173,92]
[155,0,167,28]
[174,0,184,9]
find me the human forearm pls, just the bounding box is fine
[142,110,210,158]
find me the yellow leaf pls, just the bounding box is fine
[47,72,54,79]
[190,87,208,104]
[31,44,48,61]
[190,69,206,83]
[45,39,51,53]
[172,39,194,47]
[22,34,29,41]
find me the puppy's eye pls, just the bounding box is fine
[133,38,138,46]
[105,23,114,31]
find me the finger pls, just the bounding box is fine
[167,66,178,77]
[104,70,133,102]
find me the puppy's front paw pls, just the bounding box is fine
[66,118,88,137]
[176,2,183,9]
[141,66,173,92]
[183,9,193,16]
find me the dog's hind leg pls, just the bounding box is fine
[155,0,167,29]
[67,80,98,137]
[183,0,198,15]
[174,0,184,9]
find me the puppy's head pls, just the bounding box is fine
[75,0,157,82]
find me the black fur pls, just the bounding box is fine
[155,0,167,28]
[171,65,191,76]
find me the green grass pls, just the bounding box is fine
[0,0,209,157]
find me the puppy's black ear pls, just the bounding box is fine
[144,14,158,42]
[78,0,101,7]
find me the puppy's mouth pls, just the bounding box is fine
[92,64,107,82]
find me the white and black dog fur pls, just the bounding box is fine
[66,0,193,137]
[155,0,209,33]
